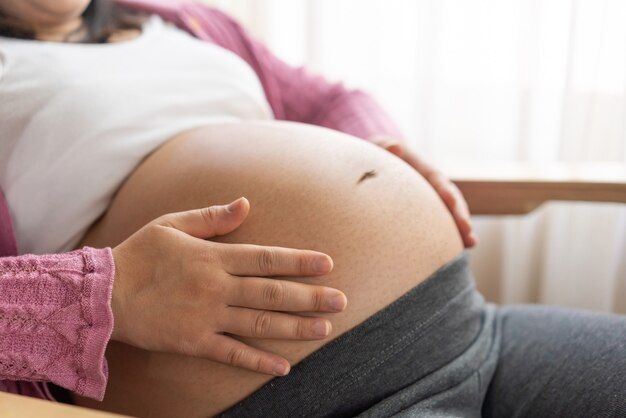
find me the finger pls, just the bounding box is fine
[446,191,474,247]
[158,197,250,239]
[427,172,456,210]
[385,143,406,158]
[368,136,406,158]
[429,175,470,226]
[228,277,347,312]
[404,151,479,248]
[220,244,333,277]
[466,232,480,247]
[451,201,478,247]
[207,334,291,376]
[455,217,474,247]
[451,194,477,244]
[404,150,437,177]
[221,307,332,340]
[428,175,478,248]
[449,183,470,219]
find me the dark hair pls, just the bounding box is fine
[0,0,144,43]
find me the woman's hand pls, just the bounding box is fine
[369,136,478,248]
[110,197,346,376]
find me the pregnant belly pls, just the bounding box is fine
[76,121,463,417]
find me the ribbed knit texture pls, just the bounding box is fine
[0,248,115,401]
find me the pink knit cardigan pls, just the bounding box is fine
[0,0,403,402]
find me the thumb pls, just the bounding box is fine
[158,197,250,239]
[369,136,406,158]
[384,142,405,158]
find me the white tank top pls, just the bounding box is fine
[0,16,273,254]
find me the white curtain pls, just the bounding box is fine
[203,0,626,313]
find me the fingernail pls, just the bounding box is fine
[273,362,290,376]
[326,294,347,312]
[227,197,244,212]
[312,320,330,337]
[314,257,332,274]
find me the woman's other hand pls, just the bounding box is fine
[369,136,478,248]
[110,197,346,376]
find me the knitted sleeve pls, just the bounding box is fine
[0,247,115,401]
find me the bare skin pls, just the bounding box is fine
[0,0,140,42]
[105,198,347,377]
[0,0,89,41]
[74,121,464,417]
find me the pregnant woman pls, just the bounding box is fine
[1,1,625,417]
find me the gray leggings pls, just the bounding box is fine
[221,253,626,417]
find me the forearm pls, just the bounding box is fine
[0,247,115,400]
